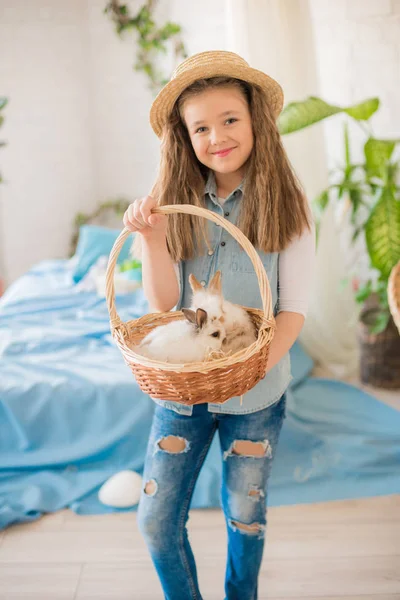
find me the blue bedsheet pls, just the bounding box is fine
[1,260,399,529]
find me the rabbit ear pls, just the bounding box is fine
[189,273,203,293]
[208,270,222,295]
[182,308,197,325]
[195,308,207,329]
[182,308,207,329]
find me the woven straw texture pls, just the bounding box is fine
[149,50,284,138]
[106,204,276,405]
[388,260,400,334]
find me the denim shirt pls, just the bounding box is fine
[154,172,292,416]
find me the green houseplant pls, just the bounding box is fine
[277,97,400,387]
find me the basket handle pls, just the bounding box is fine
[106,204,274,333]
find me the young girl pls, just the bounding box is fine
[123,50,315,600]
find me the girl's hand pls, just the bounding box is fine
[123,196,167,239]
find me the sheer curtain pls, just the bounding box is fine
[224,0,359,377]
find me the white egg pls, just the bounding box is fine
[98,470,143,508]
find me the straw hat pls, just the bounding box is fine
[150,50,284,138]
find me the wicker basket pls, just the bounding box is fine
[388,260,400,334]
[105,204,276,405]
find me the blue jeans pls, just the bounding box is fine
[137,394,287,600]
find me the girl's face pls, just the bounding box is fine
[182,86,254,180]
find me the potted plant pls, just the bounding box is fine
[278,97,400,388]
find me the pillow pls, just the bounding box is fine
[72,224,133,283]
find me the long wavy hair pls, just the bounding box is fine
[133,76,311,262]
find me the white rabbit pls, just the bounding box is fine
[134,308,226,363]
[189,271,257,355]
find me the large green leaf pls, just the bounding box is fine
[0,97,7,110]
[278,96,379,135]
[344,98,379,120]
[364,138,400,179]
[365,187,400,278]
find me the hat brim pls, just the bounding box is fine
[149,61,284,138]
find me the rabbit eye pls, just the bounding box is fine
[211,331,220,338]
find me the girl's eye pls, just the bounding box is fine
[194,118,237,134]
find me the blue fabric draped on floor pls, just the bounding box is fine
[1,260,399,530]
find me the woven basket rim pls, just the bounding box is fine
[113,308,274,373]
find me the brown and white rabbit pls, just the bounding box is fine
[134,308,226,363]
[189,271,257,355]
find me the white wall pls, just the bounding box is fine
[309,0,400,166]
[0,0,226,284]
[0,1,96,283]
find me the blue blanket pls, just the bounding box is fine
[1,260,399,529]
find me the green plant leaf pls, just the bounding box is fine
[278,96,379,135]
[160,23,181,37]
[349,188,364,222]
[352,225,364,242]
[344,98,380,120]
[314,189,330,211]
[120,258,142,271]
[312,189,330,226]
[344,122,350,167]
[0,97,7,110]
[278,97,341,134]
[74,212,88,226]
[365,186,400,278]
[369,310,390,334]
[364,138,400,179]
[355,281,372,304]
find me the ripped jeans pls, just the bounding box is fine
[137,394,286,600]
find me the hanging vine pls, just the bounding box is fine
[104,0,187,94]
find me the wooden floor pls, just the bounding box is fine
[0,496,399,599]
[0,379,399,600]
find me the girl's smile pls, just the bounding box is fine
[212,147,237,158]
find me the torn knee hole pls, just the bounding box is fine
[232,520,260,532]
[233,440,267,457]
[248,488,264,499]
[227,439,272,459]
[144,479,157,496]
[229,519,265,536]
[157,435,189,454]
